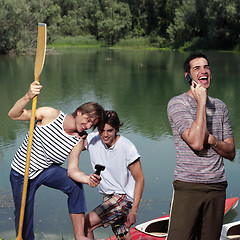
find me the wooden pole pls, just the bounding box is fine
[16,23,47,240]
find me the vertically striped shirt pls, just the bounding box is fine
[11,111,81,179]
[167,93,234,183]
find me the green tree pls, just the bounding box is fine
[205,0,240,49]
[167,0,200,48]
[97,0,132,44]
[53,0,101,37]
[80,1,102,36]
[40,3,62,42]
[0,0,33,54]
[144,0,171,36]
[120,0,179,38]
[121,0,148,36]
[0,0,55,54]
[167,0,240,50]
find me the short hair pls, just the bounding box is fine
[183,52,209,73]
[72,102,105,130]
[98,110,123,132]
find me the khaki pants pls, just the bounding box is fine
[166,180,227,240]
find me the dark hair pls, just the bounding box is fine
[98,110,123,132]
[72,102,105,130]
[183,52,209,73]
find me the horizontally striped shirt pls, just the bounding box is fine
[11,111,81,179]
[167,93,234,183]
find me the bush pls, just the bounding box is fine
[114,37,151,47]
[234,43,240,52]
[50,35,104,47]
[150,34,169,48]
[178,37,213,51]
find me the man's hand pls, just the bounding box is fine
[88,173,101,188]
[125,211,136,228]
[79,130,88,140]
[74,130,88,140]
[26,81,42,100]
[190,83,207,104]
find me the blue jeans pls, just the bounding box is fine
[10,165,87,240]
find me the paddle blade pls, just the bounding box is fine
[34,23,47,81]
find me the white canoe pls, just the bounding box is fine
[220,220,240,240]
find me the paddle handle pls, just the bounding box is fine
[16,93,38,240]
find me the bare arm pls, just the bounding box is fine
[182,83,208,151]
[125,158,144,228]
[8,81,60,125]
[208,135,235,161]
[8,81,42,121]
[68,141,100,187]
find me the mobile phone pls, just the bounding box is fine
[79,130,88,137]
[185,73,197,87]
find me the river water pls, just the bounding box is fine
[0,49,239,239]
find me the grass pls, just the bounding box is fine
[114,36,151,47]
[48,35,105,48]
[48,35,172,51]
[112,36,170,51]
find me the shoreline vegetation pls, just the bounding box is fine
[5,35,172,56]
[45,35,170,53]
[46,36,239,54]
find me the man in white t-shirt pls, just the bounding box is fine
[68,110,144,240]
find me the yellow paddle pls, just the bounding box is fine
[16,23,47,240]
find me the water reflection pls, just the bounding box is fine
[0,49,240,239]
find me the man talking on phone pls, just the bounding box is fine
[167,52,235,240]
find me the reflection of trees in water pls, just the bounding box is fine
[76,49,186,140]
[0,55,34,147]
[2,49,240,146]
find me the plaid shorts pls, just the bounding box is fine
[94,194,132,237]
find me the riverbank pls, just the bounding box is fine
[48,35,240,53]
[48,35,171,51]
[2,35,239,56]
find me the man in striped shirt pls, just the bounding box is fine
[167,52,235,240]
[8,81,104,240]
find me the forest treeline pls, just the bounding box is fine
[0,0,240,54]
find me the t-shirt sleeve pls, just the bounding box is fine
[222,102,234,140]
[167,97,194,136]
[126,143,141,166]
[86,132,98,150]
